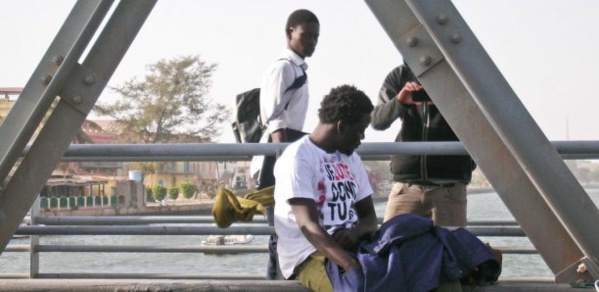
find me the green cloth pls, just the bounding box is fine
[212,186,274,228]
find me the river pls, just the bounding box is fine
[2,189,599,278]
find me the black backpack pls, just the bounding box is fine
[232,61,306,143]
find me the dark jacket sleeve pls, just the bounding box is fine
[371,66,412,130]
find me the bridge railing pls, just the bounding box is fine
[3,141,599,280]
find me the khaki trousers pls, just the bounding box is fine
[384,182,468,227]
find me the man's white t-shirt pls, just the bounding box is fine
[273,136,373,279]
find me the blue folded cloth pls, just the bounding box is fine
[326,214,498,292]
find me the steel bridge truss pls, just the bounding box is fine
[365,0,599,283]
[0,0,157,259]
[0,0,598,283]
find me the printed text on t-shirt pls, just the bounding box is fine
[321,161,358,224]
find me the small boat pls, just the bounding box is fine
[201,235,254,246]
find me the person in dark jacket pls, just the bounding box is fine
[371,63,476,226]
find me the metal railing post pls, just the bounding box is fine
[29,196,40,278]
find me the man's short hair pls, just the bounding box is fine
[286,9,319,29]
[318,85,373,124]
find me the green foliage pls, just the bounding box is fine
[94,55,230,143]
[168,187,179,200]
[130,163,157,175]
[180,182,196,200]
[152,185,167,201]
[146,187,154,202]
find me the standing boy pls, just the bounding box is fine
[250,9,320,280]
[252,9,320,190]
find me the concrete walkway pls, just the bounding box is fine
[0,279,585,291]
[0,279,308,292]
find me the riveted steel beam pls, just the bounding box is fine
[366,0,599,283]
[0,0,156,255]
[0,0,114,182]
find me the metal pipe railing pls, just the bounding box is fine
[35,273,265,280]
[18,141,599,162]
[5,244,538,255]
[35,215,268,225]
[6,140,597,280]
[14,225,525,237]
[14,225,273,236]
[36,245,268,254]
[34,215,518,226]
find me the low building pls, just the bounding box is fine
[0,87,21,123]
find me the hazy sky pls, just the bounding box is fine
[2,0,599,143]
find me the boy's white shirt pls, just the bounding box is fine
[249,49,309,179]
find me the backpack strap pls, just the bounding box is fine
[263,59,307,125]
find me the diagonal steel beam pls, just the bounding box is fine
[365,0,599,283]
[0,0,156,255]
[0,0,114,182]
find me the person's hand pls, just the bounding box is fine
[326,255,364,291]
[396,82,435,106]
[332,229,359,250]
[396,81,421,105]
[341,256,361,272]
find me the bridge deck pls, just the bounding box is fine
[0,279,586,291]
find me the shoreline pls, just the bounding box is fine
[39,184,599,217]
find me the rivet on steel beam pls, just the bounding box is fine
[52,55,64,65]
[420,56,432,66]
[436,13,448,25]
[72,95,82,104]
[41,75,52,85]
[577,263,587,274]
[83,75,95,85]
[405,37,418,47]
[450,32,462,44]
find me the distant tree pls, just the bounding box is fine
[180,182,196,200]
[168,187,179,200]
[146,187,154,202]
[152,185,167,201]
[95,55,230,143]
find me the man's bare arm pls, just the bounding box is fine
[289,198,360,271]
[332,196,378,250]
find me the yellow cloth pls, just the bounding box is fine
[212,186,274,228]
